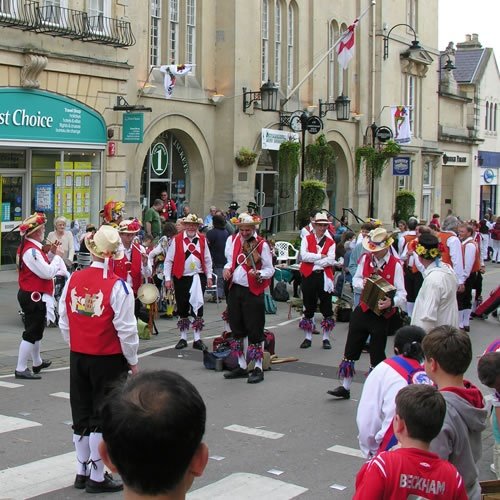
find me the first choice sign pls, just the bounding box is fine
[151,143,168,176]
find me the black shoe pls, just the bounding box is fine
[463,325,470,333]
[193,340,207,351]
[224,367,248,379]
[312,329,320,335]
[14,369,41,380]
[175,339,188,350]
[74,474,88,489]
[300,339,312,348]
[85,472,123,494]
[322,339,332,350]
[247,367,264,384]
[327,386,350,399]
[32,359,52,374]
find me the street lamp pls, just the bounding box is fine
[383,24,422,60]
[242,79,279,112]
[318,94,351,120]
[366,122,378,219]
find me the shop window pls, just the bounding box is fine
[423,161,432,187]
[31,150,102,232]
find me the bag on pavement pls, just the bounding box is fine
[264,292,277,314]
[272,281,289,302]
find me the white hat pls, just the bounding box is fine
[182,213,203,225]
[118,218,142,234]
[232,212,261,226]
[362,227,394,252]
[85,225,124,260]
[312,213,329,224]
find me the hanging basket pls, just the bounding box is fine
[235,147,257,167]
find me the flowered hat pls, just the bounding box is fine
[312,212,330,225]
[362,227,394,252]
[182,213,203,225]
[85,225,124,260]
[415,233,443,260]
[102,200,126,225]
[231,212,261,226]
[19,212,47,237]
[118,218,142,234]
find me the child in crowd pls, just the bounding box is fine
[477,343,500,479]
[423,325,487,500]
[354,384,467,499]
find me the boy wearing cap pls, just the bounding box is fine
[298,212,337,350]
[411,233,458,332]
[58,224,139,493]
[15,212,66,379]
[223,213,274,384]
[165,214,213,351]
[328,227,406,399]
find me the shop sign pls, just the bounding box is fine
[392,156,411,176]
[122,113,144,143]
[0,88,106,144]
[442,152,470,166]
[480,168,497,186]
[151,143,168,176]
[261,128,299,151]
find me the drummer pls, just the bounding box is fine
[112,218,152,319]
[328,227,406,400]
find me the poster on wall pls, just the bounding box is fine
[35,184,54,212]
[55,161,73,220]
[73,162,91,224]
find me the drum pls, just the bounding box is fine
[137,283,160,305]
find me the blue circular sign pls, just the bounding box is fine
[484,169,495,184]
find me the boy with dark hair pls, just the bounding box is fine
[99,370,208,499]
[354,384,467,499]
[423,325,487,500]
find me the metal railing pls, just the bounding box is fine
[0,2,135,47]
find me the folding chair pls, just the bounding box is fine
[205,273,220,308]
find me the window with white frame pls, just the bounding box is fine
[287,3,294,88]
[42,0,67,24]
[274,0,281,85]
[407,75,416,136]
[261,0,269,82]
[150,0,161,66]
[88,0,110,33]
[328,22,338,99]
[423,160,432,186]
[338,23,347,95]
[422,193,431,222]
[398,176,409,190]
[169,0,179,63]
[186,0,196,71]
[485,101,490,130]
[0,0,14,15]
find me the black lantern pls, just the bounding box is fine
[318,95,351,120]
[383,24,422,60]
[242,79,278,112]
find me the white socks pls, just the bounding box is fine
[254,341,264,371]
[322,332,329,341]
[305,331,313,341]
[88,432,105,482]
[407,302,414,317]
[180,330,188,341]
[73,434,90,476]
[193,330,201,342]
[238,338,249,370]
[16,340,33,372]
[342,377,353,390]
[463,309,472,327]
[32,341,43,366]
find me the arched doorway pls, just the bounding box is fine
[326,142,349,218]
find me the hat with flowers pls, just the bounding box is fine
[362,227,394,252]
[118,218,142,234]
[19,212,47,237]
[415,233,443,260]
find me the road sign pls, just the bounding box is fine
[375,126,393,143]
[306,116,323,134]
[151,143,168,176]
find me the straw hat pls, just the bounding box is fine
[231,212,261,226]
[312,213,330,225]
[118,218,142,234]
[19,212,47,237]
[182,213,203,225]
[362,227,394,252]
[85,225,124,260]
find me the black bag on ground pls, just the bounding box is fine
[272,281,289,302]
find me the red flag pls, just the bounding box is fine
[337,21,358,70]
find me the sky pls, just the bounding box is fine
[438,0,500,56]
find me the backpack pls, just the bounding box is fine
[272,281,289,302]
[264,292,277,314]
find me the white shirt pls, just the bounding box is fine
[224,233,274,287]
[58,262,139,366]
[164,231,213,281]
[353,252,407,309]
[299,231,337,271]
[397,230,416,257]
[461,236,479,281]
[120,243,152,288]
[299,223,314,239]
[411,261,459,333]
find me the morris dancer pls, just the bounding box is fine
[101,200,125,228]
[298,212,336,350]
[164,214,213,350]
[113,219,152,319]
[15,212,66,379]
[328,228,407,399]
[222,213,274,384]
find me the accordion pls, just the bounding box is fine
[360,275,397,316]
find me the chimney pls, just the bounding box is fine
[456,33,482,50]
